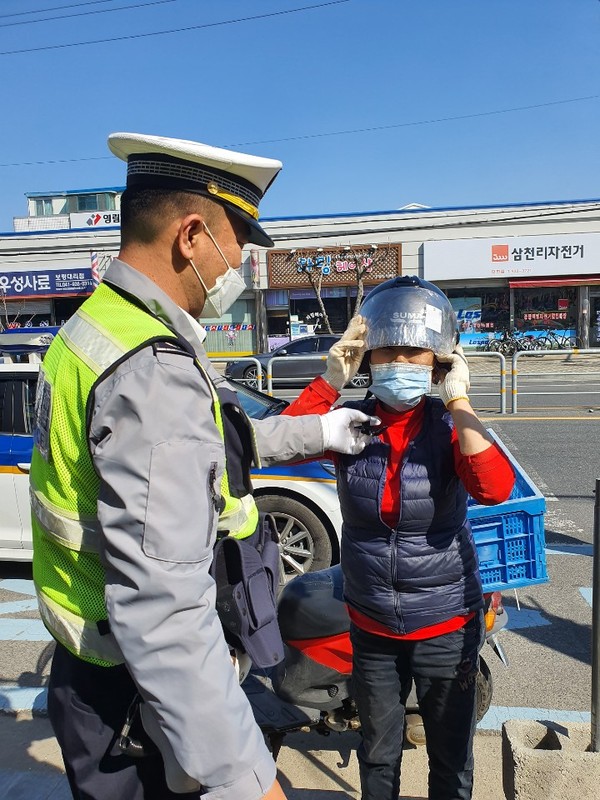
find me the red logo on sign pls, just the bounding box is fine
[491,245,509,262]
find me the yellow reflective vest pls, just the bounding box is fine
[30,282,259,666]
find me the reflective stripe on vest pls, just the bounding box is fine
[30,482,101,553]
[37,588,124,664]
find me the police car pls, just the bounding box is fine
[0,359,342,579]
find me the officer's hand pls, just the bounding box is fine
[436,345,471,407]
[322,315,367,391]
[320,407,378,455]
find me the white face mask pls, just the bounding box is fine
[190,223,246,319]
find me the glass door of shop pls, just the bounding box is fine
[589,292,600,348]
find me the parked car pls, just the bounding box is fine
[0,362,342,581]
[224,334,371,390]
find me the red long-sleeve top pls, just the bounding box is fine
[283,377,515,640]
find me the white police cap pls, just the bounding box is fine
[108,132,282,247]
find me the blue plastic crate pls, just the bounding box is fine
[467,430,548,592]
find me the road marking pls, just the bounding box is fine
[480,416,600,421]
[0,685,47,713]
[0,579,36,595]
[0,619,50,641]
[580,588,593,607]
[546,544,593,556]
[0,682,593,731]
[0,579,51,640]
[505,609,550,630]
[0,598,38,614]
[479,706,591,732]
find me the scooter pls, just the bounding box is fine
[244,565,508,758]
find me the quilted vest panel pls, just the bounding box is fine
[338,396,483,634]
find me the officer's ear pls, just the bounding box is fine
[177,213,206,260]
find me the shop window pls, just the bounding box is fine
[289,297,348,334]
[445,288,510,333]
[514,287,576,332]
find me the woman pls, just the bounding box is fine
[284,275,514,800]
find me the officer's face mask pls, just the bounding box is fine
[189,223,246,319]
[369,362,433,412]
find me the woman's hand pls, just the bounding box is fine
[435,345,470,407]
[322,315,367,391]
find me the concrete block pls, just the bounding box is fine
[502,719,600,800]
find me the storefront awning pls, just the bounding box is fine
[509,276,600,288]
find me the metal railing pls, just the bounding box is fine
[510,348,600,413]
[461,351,507,415]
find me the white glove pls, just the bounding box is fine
[322,315,367,391]
[436,345,471,407]
[320,408,379,455]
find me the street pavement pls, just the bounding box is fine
[0,712,505,800]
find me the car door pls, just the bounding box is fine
[273,337,320,384]
[12,373,37,553]
[315,336,340,378]
[0,369,37,554]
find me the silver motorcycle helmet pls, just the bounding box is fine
[360,276,459,356]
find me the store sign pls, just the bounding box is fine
[202,324,254,331]
[268,245,402,289]
[0,268,94,298]
[449,297,482,332]
[70,211,121,228]
[424,233,600,280]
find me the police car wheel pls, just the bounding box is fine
[255,495,333,582]
[349,372,370,388]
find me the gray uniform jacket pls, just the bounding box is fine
[88,260,326,798]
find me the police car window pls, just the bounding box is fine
[0,378,14,434]
[9,378,37,435]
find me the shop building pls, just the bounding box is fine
[1,192,599,353]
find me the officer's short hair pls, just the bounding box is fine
[120,188,221,246]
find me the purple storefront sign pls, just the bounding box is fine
[0,268,95,298]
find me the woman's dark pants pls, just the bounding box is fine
[350,611,485,800]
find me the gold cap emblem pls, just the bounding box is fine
[207,181,219,195]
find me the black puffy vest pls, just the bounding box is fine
[338,396,483,634]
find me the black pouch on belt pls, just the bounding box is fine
[210,513,284,669]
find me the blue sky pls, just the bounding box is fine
[0,0,598,233]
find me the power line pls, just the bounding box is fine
[0,0,176,29]
[0,0,350,55]
[0,94,595,168]
[225,95,600,147]
[0,1,121,20]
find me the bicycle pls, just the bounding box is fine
[483,329,541,356]
[535,329,577,350]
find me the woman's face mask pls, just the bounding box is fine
[369,362,433,412]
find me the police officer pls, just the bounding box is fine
[30,132,374,800]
